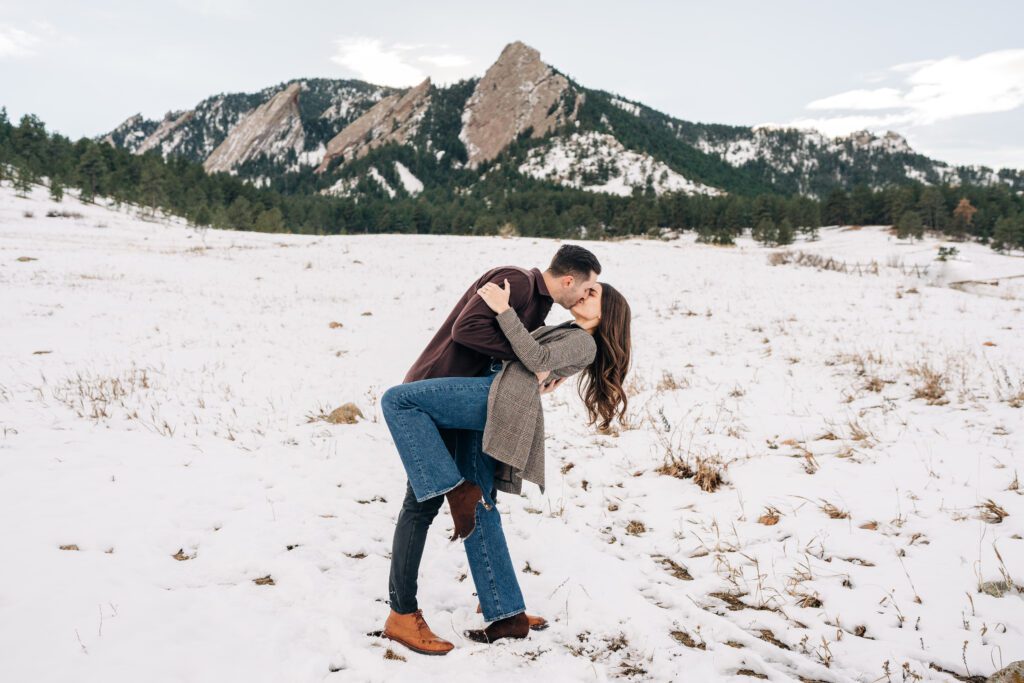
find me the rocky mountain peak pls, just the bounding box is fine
[314,78,431,173]
[203,83,305,174]
[459,41,583,169]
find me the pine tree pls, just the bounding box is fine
[752,217,777,246]
[897,210,924,240]
[226,196,253,230]
[776,218,794,246]
[77,145,106,202]
[13,165,33,197]
[139,162,166,217]
[823,189,850,226]
[254,207,284,232]
[49,177,64,202]
[918,187,946,232]
[991,216,1023,252]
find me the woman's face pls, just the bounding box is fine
[570,282,602,323]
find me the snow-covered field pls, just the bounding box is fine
[2,184,1023,682]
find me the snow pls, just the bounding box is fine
[393,162,423,196]
[2,182,1024,682]
[903,164,930,184]
[519,132,723,197]
[367,167,395,198]
[610,97,641,117]
[297,144,327,170]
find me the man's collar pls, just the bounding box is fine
[532,267,552,299]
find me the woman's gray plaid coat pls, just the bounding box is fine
[483,308,597,495]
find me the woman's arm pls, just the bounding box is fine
[476,278,596,374]
[493,308,596,374]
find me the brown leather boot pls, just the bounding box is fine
[382,609,454,656]
[476,603,549,631]
[464,611,530,643]
[445,480,484,541]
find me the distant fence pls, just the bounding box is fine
[768,250,931,278]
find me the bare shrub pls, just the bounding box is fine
[819,500,850,520]
[976,499,1009,524]
[908,362,947,404]
[694,458,724,492]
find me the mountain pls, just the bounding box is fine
[102,41,1024,201]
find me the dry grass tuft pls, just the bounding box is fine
[383,648,406,662]
[976,499,1009,524]
[656,371,688,391]
[655,455,693,480]
[819,500,850,520]
[863,375,886,392]
[758,507,781,525]
[670,630,706,649]
[694,458,724,492]
[908,362,948,404]
[323,403,363,424]
[654,555,694,581]
[253,575,275,586]
[328,321,344,329]
[794,592,823,608]
[625,520,647,536]
[59,544,79,551]
[172,548,194,561]
[757,629,790,650]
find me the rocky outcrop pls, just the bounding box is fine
[987,661,1024,683]
[137,110,195,155]
[314,79,431,173]
[459,41,582,168]
[203,83,305,174]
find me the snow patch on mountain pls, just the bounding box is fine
[610,97,641,116]
[394,162,423,196]
[519,131,722,197]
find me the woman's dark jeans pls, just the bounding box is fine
[384,363,526,623]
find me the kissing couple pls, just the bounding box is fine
[379,244,632,655]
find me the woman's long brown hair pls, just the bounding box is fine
[579,283,631,431]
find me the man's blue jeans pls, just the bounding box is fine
[381,367,527,623]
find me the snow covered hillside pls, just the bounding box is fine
[519,132,723,197]
[2,183,1022,682]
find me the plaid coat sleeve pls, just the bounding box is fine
[494,308,597,373]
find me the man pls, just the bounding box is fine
[382,244,602,655]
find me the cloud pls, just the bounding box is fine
[789,49,1024,137]
[0,24,40,59]
[330,38,475,87]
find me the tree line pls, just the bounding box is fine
[1,107,1022,252]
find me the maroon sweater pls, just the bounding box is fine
[404,266,554,383]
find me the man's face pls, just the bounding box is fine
[557,271,599,310]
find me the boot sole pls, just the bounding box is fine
[380,631,453,656]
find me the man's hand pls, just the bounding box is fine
[535,370,551,383]
[477,279,512,314]
[539,376,567,395]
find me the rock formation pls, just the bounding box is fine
[314,78,431,173]
[137,110,195,155]
[459,41,583,169]
[204,83,305,174]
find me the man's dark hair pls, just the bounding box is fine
[548,244,601,279]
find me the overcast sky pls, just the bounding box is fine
[2,0,1022,169]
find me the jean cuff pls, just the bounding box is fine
[484,606,526,623]
[414,476,465,504]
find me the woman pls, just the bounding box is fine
[380,280,631,647]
